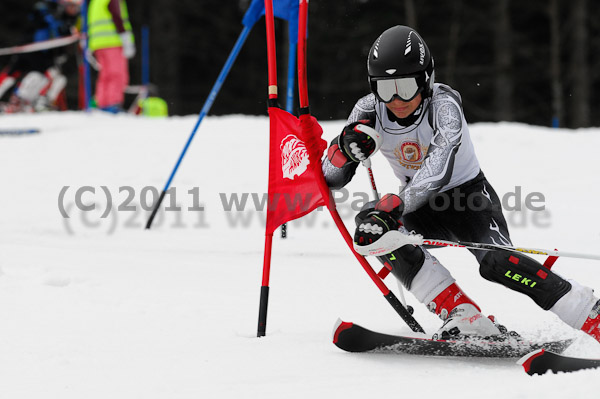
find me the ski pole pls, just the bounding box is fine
[362,158,378,201]
[359,127,416,318]
[354,230,600,261]
[354,123,382,201]
[361,156,411,310]
[420,239,600,261]
[366,162,378,199]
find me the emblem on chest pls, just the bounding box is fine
[394,140,428,170]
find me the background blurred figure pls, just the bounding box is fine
[88,0,135,113]
[0,0,82,113]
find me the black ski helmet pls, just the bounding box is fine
[367,26,435,100]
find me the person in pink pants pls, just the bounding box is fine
[88,0,135,112]
[94,46,129,110]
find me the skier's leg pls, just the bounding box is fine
[356,196,501,338]
[12,71,49,111]
[43,67,67,108]
[480,249,600,342]
[550,281,600,342]
[379,241,502,339]
[445,172,600,343]
[0,73,16,100]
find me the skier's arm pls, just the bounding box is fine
[322,94,377,190]
[108,0,135,58]
[400,90,464,214]
[108,0,126,33]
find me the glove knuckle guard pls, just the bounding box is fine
[327,143,350,168]
[375,194,403,214]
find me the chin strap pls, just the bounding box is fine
[384,97,427,126]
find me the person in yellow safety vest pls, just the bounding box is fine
[88,0,135,113]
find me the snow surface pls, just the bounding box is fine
[0,111,599,398]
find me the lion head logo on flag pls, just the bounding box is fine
[281,134,310,180]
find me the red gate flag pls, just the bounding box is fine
[265,107,328,235]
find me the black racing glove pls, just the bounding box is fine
[327,120,376,167]
[354,194,404,246]
[339,120,377,162]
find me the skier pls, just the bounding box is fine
[0,0,82,112]
[323,25,600,343]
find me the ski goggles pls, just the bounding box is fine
[370,76,422,103]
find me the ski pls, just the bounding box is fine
[518,349,600,375]
[333,319,573,358]
[0,128,41,135]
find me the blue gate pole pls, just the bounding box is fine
[280,40,297,239]
[285,42,296,114]
[81,0,91,110]
[141,25,150,86]
[145,25,253,229]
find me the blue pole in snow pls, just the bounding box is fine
[145,25,253,229]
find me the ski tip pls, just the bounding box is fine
[332,318,353,344]
[517,348,545,375]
